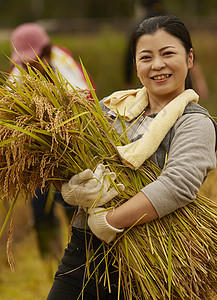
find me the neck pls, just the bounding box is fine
[146,90,185,115]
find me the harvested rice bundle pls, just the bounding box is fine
[0,65,121,199]
[0,62,217,300]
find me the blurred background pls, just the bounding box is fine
[0,0,217,299]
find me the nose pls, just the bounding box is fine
[151,56,166,70]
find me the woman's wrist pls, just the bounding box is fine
[106,192,158,229]
[106,209,122,230]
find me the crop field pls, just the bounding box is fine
[0,27,217,299]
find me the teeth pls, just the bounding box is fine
[153,74,170,80]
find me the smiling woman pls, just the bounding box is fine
[135,31,193,109]
[46,15,217,300]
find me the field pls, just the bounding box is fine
[0,26,217,299]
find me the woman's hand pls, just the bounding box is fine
[61,164,124,208]
[88,207,124,243]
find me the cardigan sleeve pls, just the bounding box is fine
[141,113,216,218]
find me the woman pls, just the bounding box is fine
[47,15,217,300]
[9,22,89,89]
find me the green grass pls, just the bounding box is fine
[191,30,217,115]
[0,233,54,300]
[0,200,69,300]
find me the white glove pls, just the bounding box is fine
[88,207,124,243]
[61,164,124,207]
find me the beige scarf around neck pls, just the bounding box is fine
[104,87,199,170]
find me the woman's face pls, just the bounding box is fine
[135,29,193,101]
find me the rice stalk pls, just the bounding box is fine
[6,218,15,273]
[0,188,19,239]
[0,61,217,299]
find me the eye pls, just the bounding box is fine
[163,51,174,56]
[140,55,152,61]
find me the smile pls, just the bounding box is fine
[151,74,171,80]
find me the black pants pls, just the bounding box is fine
[47,227,130,300]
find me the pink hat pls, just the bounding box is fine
[10,23,50,64]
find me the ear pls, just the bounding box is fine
[187,48,194,69]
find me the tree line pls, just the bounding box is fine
[0,0,217,28]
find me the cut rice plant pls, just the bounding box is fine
[0,60,217,299]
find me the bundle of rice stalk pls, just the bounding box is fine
[0,60,217,300]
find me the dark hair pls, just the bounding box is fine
[40,44,52,59]
[131,15,193,89]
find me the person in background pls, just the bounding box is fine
[125,0,209,101]
[9,23,89,90]
[47,15,216,299]
[9,22,93,259]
